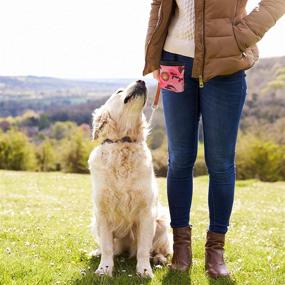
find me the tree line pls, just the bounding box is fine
[0,122,284,182]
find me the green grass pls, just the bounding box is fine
[0,170,284,285]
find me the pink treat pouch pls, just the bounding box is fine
[159,61,185,93]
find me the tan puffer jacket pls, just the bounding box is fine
[142,0,285,87]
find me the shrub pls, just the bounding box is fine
[151,137,168,177]
[60,129,94,173]
[151,139,208,178]
[35,139,57,171]
[236,133,285,181]
[152,148,168,177]
[194,142,208,177]
[147,128,165,150]
[0,130,36,170]
[50,121,77,140]
[0,125,284,182]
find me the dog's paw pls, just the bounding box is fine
[136,263,153,278]
[89,248,101,257]
[95,263,113,277]
[152,253,167,265]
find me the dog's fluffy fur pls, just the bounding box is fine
[88,81,172,277]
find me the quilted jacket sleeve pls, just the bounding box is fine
[144,0,162,53]
[233,0,285,51]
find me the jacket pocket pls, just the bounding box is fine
[232,23,245,53]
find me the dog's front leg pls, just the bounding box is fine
[95,218,114,277]
[136,212,155,278]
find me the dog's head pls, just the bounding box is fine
[92,80,150,143]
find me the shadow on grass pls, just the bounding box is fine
[72,252,162,285]
[71,251,236,285]
[161,269,191,285]
[207,275,237,285]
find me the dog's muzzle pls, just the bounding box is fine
[124,80,147,105]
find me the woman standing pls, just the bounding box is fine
[143,0,285,279]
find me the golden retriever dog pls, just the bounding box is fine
[88,80,172,278]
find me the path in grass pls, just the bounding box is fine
[0,170,284,285]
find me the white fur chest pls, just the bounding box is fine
[88,142,157,232]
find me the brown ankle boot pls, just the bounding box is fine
[170,226,192,271]
[205,230,230,278]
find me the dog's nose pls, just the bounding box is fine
[136,80,145,86]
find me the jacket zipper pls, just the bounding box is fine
[199,0,206,88]
[144,0,164,72]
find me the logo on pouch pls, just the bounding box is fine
[161,71,170,81]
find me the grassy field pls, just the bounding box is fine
[0,170,284,285]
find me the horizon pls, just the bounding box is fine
[0,55,285,81]
[0,0,284,79]
[0,54,284,81]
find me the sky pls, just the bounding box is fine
[0,0,284,79]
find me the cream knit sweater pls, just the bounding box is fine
[163,0,195,58]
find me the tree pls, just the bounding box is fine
[50,121,77,140]
[60,128,94,173]
[36,139,56,171]
[0,130,36,170]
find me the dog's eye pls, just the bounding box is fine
[116,89,124,94]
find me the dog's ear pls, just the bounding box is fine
[91,107,110,140]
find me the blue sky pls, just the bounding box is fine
[0,0,284,79]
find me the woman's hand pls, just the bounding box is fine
[152,69,160,81]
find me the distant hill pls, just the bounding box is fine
[0,76,155,117]
[245,56,285,98]
[0,76,147,92]
[0,56,284,124]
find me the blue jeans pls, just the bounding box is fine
[160,50,247,234]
